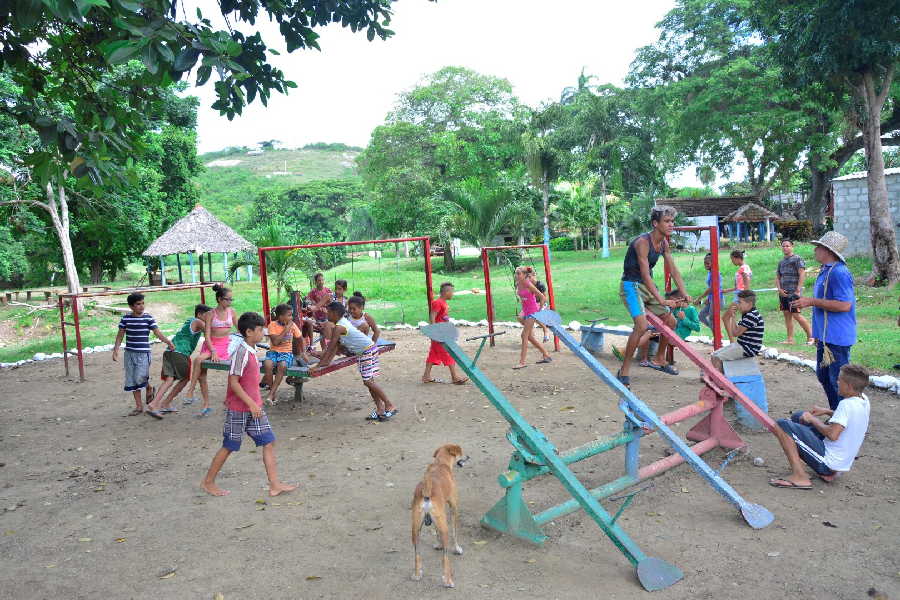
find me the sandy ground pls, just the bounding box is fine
[1,327,898,600]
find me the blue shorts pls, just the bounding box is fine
[265,351,294,367]
[777,412,835,476]
[619,280,669,319]
[123,350,151,391]
[222,409,275,451]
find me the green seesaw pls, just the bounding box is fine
[421,323,683,592]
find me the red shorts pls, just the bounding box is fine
[426,340,455,366]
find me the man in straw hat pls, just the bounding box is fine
[791,232,856,410]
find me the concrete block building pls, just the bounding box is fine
[831,167,900,257]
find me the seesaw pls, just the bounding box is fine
[422,314,776,591]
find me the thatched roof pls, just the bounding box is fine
[656,196,758,218]
[722,202,783,223]
[143,205,254,256]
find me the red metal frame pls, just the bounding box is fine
[58,282,218,382]
[662,225,722,350]
[480,244,559,350]
[257,236,434,323]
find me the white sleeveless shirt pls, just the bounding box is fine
[337,317,374,354]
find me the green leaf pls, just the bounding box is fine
[76,0,110,13]
[173,47,200,72]
[115,0,141,11]
[225,40,242,57]
[107,42,141,65]
[196,65,212,86]
[142,44,159,75]
[12,0,43,27]
[155,42,174,64]
[103,115,115,129]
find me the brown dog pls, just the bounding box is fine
[411,444,469,588]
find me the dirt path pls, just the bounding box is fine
[1,328,897,599]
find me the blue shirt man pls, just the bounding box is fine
[792,232,856,410]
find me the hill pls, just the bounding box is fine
[195,146,362,230]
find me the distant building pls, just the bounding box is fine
[655,196,783,250]
[831,167,900,257]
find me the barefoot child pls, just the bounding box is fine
[769,363,870,489]
[710,290,764,373]
[201,312,296,497]
[112,293,174,416]
[311,302,397,421]
[422,282,468,384]
[146,304,211,419]
[347,292,380,341]
[263,303,302,405]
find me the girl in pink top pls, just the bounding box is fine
[186,283,238,416]
[513,266,551,370]
[722,250,752,342]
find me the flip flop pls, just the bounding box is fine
[452,378,469,385]
[182,396,195,406]
[536,357,552,364]
[616,369,630,389]
[423,378,447,384]
[160,407,178,414]
[125,408,143,417]
[365,410,379,421]
[146,410,164,420]
[768,478,812,490]
[512,364,528,370]
[196,407,213,418]
[647,362,679,375]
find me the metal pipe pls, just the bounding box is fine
[659,398,714,427]
[423,237,434,314]
[517,431,637,483]
[481,249,496,347]
[59,296,68,376]
[258,236,430,253]
[541,244,559,351]
[72,296,85,382]
[710,225,722,349]
[258,249,270,323]
[638,437,719,479]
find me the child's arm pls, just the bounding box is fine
[524,280,545,305]
[684,307,701,332]
[366,314,381,342]
[429,308,439,325]
[310,325,345,370]
[152,327,175,351]
[112,328,125,361]
[201,311,215,357]
[799,412,844,441]
[268,326,289,347]
[228,374,262,418]
[740,268,751,290]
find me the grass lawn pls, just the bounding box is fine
[2,244,897,372]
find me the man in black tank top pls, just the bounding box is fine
[616,205,691,388]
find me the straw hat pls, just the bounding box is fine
[810,231,848,263]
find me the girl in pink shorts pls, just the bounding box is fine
[186,284,238,416]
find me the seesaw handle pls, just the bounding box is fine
[465,331,507,342]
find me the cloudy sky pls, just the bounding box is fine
[190,0,676,152]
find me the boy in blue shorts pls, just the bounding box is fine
[263,303,303,405]
[112,292,174,416]
[201,312,297,497]
[769,363,870,489]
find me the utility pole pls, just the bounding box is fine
[599,176,610,258]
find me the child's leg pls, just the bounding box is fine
[161,378,189,410]
[268,362,287,402]
[637,332,651,361]
[131,390,143,411]
[448,363,467,383]
[263,359,274,388]
[319,322,333,349]
[651,313,675,366]
[365,379,394,413]
[201,447,232,496]
[198,370,210,410]
[261,443,297,496]
[526,323,550,359]
[186,351,210,396]
[422,362,434,383]
[148,377,175,411]
[771,421,815,487]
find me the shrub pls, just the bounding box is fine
[549,236,574,251]
[777,220,813,241]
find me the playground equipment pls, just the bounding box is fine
[422,308,778,591]
[58,282,218,382]
[664,224,723,349]
[480,244,558,351]
[421,322,683,591]
[257,236,434,323]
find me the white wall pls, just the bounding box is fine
[675,215,718,250]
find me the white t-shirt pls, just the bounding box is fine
[823,394,870,472]
[337,317,375,354]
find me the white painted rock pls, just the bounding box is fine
[33,352,47,361]
[568,320,581,331]
[417,321,428,328]
[762,348,779,359]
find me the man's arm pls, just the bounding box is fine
[775,270,784,295]
[792,297,852,312]
[152,327,175,350]
[663,248,690,302]
[799,412,844,441]
[112,328,125,361]
[313,291,331,309]
[795,267,806,295]
[229,374,261,418]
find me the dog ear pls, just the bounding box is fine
[447,444,462,457]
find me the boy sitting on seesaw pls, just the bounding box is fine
[710,290,764,373]
[201,311,296,497]
[769,363,870,489]
[263,303,302,406]
[310,301,397,422]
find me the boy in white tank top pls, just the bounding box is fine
[310,302,397,422]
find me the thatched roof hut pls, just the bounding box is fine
[722,202,783,223]
[143,205,254,256]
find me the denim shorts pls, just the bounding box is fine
[123,350,151,391]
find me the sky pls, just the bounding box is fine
[191,0,675,151]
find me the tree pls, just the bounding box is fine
[442,178,518,249]
[560,68,597,105]
[522,106,564,251]
[0,0,404,294]
[249,178,364,240]
[753,0,900,283]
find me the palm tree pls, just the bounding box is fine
[522,129,560,253]
[442,178,517,249]
[228,218,315,303]
[560,68,597,105]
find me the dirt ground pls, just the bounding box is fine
[1,327,898,600]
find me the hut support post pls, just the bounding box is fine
[223,252,229,282]
[199,252,205,283]
[160,255,166,286]
[207,253,213,280]
[177,254,183,284]
[765,218,771,242]
[189,252,196,283]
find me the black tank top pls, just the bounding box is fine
[622,233,666,282]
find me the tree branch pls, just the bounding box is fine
[875,62,896,109]
[0,199,52,212]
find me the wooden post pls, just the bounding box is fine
[199,252,205,283]
[765,218,771,242]
[207,253,213,280]
[160,255,167,286]
[177,254,184,283]
[189,252,196,283]
[223,252,229,282]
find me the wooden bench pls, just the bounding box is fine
[201,338,396,407]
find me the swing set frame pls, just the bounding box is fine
[481,244,559,350]
[257,236,435,322]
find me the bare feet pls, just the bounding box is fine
[818,472,837,483]
[512,363,527,370]
[201,481,230,496]
[269,482,298,497]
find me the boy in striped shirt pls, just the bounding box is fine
[113,293,174,416]
[711,290,764,373]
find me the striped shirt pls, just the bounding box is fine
[118,313,158,353]
[736,308,764,357]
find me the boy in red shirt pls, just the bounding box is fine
[421,282,468,385]
[201,312,296,497]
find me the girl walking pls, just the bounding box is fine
[513,266,551,370]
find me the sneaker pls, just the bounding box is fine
[196,407,213,418]
[365,410,379,421]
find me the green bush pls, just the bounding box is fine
[778,220,813,241]
[550,236,574,251]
